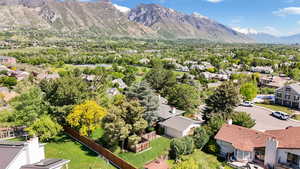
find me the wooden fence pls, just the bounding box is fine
[63,126,137,169]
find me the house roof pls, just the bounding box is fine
[0,141,25,169]
[157,97,184,120]
[265,126,300,149]
[21,159,70,169]
[215,124,273,152]
[277,83,300,94]
[159,116,201,132]
[215,124,300,152]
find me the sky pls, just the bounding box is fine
[85,0,300,36]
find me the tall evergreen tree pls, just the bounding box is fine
[203,82,241,121]
[126,81,159,126]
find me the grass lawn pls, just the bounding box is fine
[293,114,300,121]
[45,135,115,169]
[168,150,233,169]
[91,127,105,140]
[118,136,171,169]
[256,103,295,115]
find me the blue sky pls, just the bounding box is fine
[87,0,300,36]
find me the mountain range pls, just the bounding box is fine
[233,28,300,44]
[0,0,253,43]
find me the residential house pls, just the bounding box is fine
[159,116,202,138]
[157,97,184,120]
[106,88,120,97]
[201,72,229,81]
[0,56,16,65]
[0,138,70,169]
[260,75,291,89]
[112,78,127,89]
[250,66,274,74]
[139,58,150,65]
[275,83,300,109]
[36,73,60,81]
[215,123,300,168]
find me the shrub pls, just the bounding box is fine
[169,136,195,160]
[231,111,256,128]
[193,127,209,150]
[204,139,220,155]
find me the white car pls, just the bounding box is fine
[240,101,254,107]
[272,111,290,120]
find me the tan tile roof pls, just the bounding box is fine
[215,124,300,152]
[215,124,273,152]
[265,126,300,149]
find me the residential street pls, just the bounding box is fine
[235,106,300,131]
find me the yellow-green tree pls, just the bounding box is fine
[67,100,107,136]
[172,158,199,169]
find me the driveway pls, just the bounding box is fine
[235,106,300,131]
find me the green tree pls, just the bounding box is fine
[290,68,300,81]
[167,84,200,113]
[125,81,159,126]
[26,115,62,142]
[193,127,209,150]
[11,87,49,126]
[67,100,107,136]
[203,82,241,121]
[145,67,176,92]
[102,97,147,149]
[204,115,225,136]
[0,76,17,87]
[40,75,89,107]
[231,112,256,128]
[240,82,258,101]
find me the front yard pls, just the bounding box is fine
[256,103,295,115]
[118,136,171,169]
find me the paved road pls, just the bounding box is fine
[235,106,300,131]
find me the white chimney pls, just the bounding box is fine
[227,119,233,125]
[26,137,45,164]
[171,107,176,114]
[158,94,161,101]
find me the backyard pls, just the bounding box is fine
[45,135,115,169]
[168,150,233,169]
[118,136,171,169]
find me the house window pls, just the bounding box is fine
[276,93,282,98]
[287,153,299,166]
[286,88,291,92]
[236,149,252,161]
[295,96,300,101]
[285,95,291,100]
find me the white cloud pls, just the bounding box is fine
[206,0,223,3]
[273,7,300,16]
[232,27,258,34]
[113,4,130,13]
[261,26,281,36]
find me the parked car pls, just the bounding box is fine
[271,111,290,120]
[240,101,254,107]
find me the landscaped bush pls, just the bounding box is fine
[169,136,195,160]
[203,139,220,155]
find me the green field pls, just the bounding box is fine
[118,136,171,169]
[45,135,115,169]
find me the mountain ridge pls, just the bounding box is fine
[0,0,254,43]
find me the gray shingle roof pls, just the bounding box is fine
[157,97,184,120]
[289,83,300,94]
[0,143,24,169]
[21,159,70,169]
[159,116,202,132]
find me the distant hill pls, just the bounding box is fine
[0,0,254,43]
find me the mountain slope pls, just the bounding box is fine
[0,0,158,38]
[128,4,253,43]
